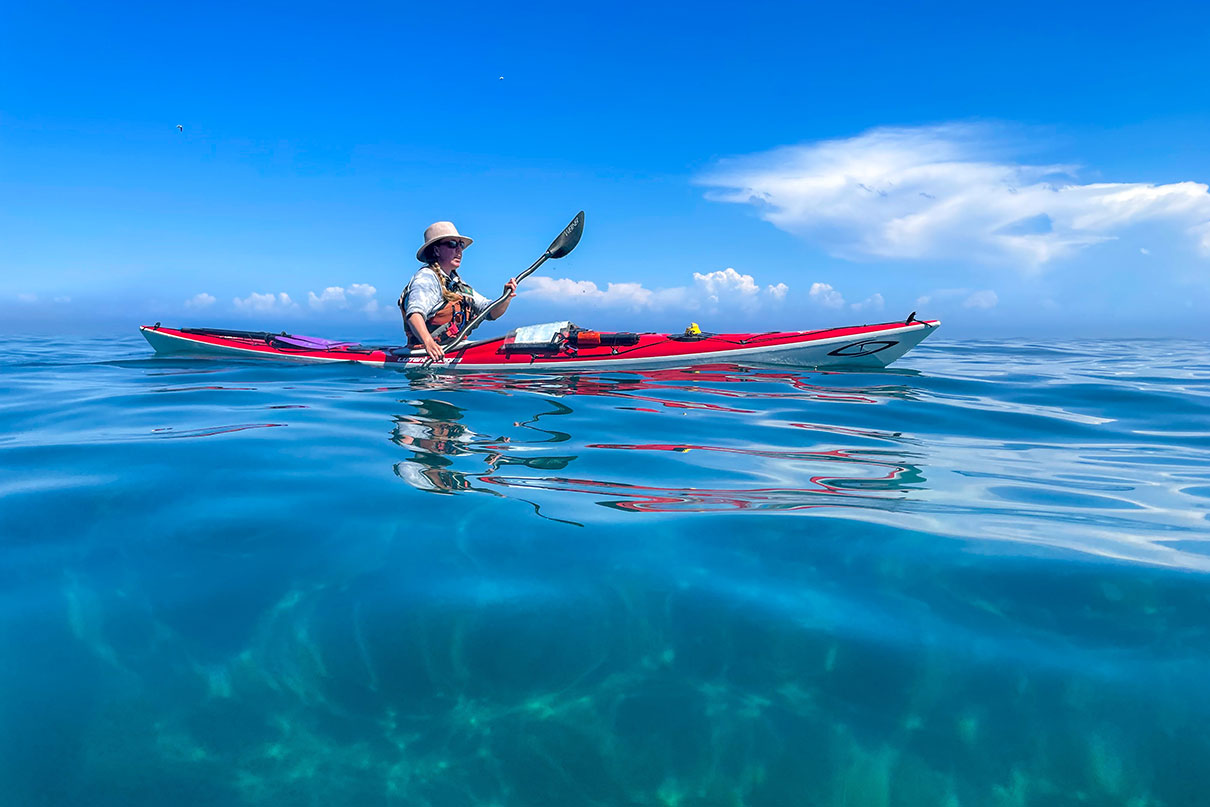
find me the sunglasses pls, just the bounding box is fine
[440,240,464,250]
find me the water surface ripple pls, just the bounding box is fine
[2,334,1209,806]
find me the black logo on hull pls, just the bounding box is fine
[827,340,899,357]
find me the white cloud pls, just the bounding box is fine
[601,281,657,308]
[963,290,999,309]
[528,277,604,299]
[233,292,299,314]
[308,283,380,314]
[12,293,70,305]
[185,292,215,309]
[1140,248,1151,255]
[348,283,377,304]
[809,282,845,308]
[691,267,789,309]
[524,269,787,312]
[693,267,759,302]
[808,284,883,312]
[700,123,1210,268]
[851,292,885,312]
[915,287,997,311]
[308,287,346,309]
[523,277,656,308]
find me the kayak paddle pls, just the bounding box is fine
[425,210,585,363]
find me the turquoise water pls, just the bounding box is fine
[2,334,1209,806]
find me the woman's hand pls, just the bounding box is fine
[407,312,445,362]
[488,278,519,321]
[422,337,445,362]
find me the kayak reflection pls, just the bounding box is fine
[481,444,926,514]
[406,364,923,407]
[388,366,932,519]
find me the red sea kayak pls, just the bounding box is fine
[139,317,940,371]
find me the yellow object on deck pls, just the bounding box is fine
[684,322,701,336]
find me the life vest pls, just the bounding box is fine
[403,267,476,345]
[424,296,472,341]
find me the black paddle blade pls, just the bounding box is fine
[546,210,584,259]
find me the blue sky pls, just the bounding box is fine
[3,0,1210,338]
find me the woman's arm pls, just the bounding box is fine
[487,278,518,320]
[407,312,445,361]
[402,269,447,360]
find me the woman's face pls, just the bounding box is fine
[434,239,464,271]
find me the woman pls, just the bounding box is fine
[398,221,518,361]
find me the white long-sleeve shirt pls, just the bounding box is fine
[398,266,492,321]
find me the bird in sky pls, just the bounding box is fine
[177,124,183,132]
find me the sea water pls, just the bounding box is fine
[1,334,1208,806]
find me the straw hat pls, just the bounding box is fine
[416,221,473,262]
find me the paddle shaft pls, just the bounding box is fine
[421,211,584,363]
[433,252,548,352]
